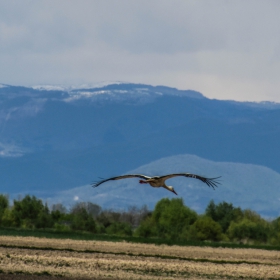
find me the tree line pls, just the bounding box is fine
[0,194,280,245]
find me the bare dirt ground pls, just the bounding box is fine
[0,236,280,279]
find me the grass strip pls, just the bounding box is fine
[1,268,279,280]
[0,269,65,278]
[0,243,275,266]
[121,267,280,280]
[1,226,280,251]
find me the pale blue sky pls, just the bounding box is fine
[1,0,280,102]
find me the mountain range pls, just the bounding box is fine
[0,83,279,216]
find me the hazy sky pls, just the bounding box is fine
[1,1,280,102]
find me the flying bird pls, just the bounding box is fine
[92,173,221,195]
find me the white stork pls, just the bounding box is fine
[92,173,221,195]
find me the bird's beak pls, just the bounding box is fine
[172,189,178,195]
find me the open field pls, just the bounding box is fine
[0,236,280,279]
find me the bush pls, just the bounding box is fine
[135,215,155,238]
[106,222,133,236]
[54,222,71,232]
[189,216,223,241]
[228,218,268,243]
[1,208,14,227]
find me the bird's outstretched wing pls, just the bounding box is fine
[159,173,221,189]
[92,174,151,188]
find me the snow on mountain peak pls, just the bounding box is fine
[31,81,125,92]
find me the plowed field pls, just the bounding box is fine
[0,236,280,279]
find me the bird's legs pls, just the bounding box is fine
[139,180,148,184]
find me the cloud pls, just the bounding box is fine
[0,142,30,157]
[1,1,280,102]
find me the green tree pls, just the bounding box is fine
[137,198,197,240]
[96,210,122,229]
[71,207,97,232]
[11,195,47,228]
[157,198,197,239]
[120,205,150,228]
[71,202,101,218]
[189,216,223,241]
[228,218,268,243]
[0,194,9,224]
[205,200,243,233]
[243,209,265,224]
[52,203,67,214]
[269,217,280,245]
[35,204,54,229]
[97,211,112,228]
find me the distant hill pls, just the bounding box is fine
[0,82,280,216]
[44,154,280,217]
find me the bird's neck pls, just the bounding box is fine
[163,185,172,191]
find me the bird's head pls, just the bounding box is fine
[171,187,178,195]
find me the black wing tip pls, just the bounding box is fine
[91,177,105,188]
[91,182,99,188]
[205,176,222,190]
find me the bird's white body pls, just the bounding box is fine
[142,177,164,187]
[139,177,175,193]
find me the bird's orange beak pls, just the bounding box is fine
[172,189,178,195]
